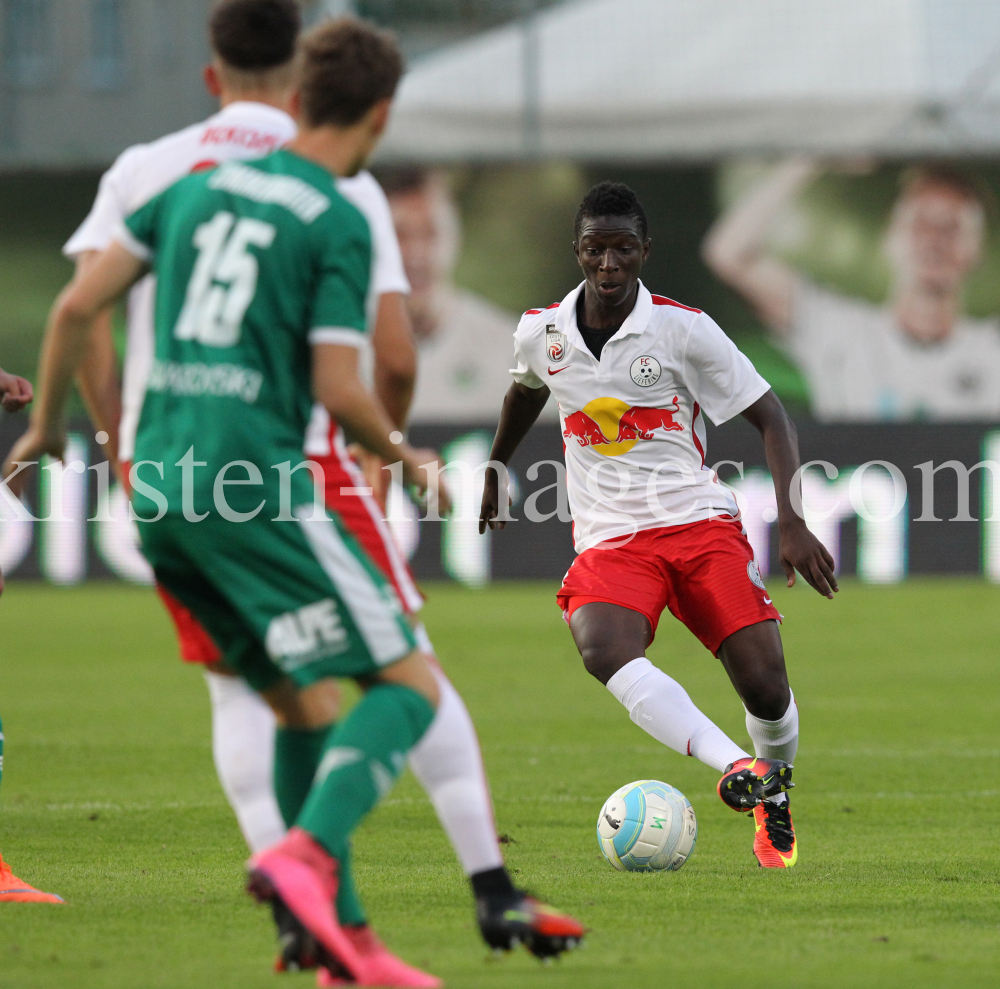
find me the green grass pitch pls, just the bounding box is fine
[1,578,999,989]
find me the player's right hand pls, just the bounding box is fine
[2,423,67,498]
[401,447,451,517]
[479,468,512,533]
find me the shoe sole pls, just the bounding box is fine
[247,858,362,984]
[481,908,585,959]
[271,898,321,972]
[0,890,65,903]
[719,762,793,811]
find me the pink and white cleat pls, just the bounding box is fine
[247,828,367,984]
[316,925,443,988]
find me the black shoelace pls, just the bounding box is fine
[762,801,794,852]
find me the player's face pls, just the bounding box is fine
[574,217,650,310]
[887,186,984,292]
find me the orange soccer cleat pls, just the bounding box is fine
[0,852,64,903]
[752,799,798,868]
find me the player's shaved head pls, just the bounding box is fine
[209,0,300,71]
[575,181,649,242]
[299,18,404,129]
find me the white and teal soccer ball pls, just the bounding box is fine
[597,780,697,872]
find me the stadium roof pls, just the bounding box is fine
[378,0,1000,162]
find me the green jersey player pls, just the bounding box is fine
[6,18,587,984]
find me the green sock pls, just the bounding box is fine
[274,725,331,827]
[297,683,435,864]
[272,723,366,926]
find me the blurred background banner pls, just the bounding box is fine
[4,417,1000,587]
[6,0,1000,582]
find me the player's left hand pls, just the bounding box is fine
[402,447,451,517]
[348,443,390,511]
[0,369,33,413]
[778,521,838,599]
[2,423,67,498]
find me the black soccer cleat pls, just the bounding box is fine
[717,758,794,812]
[476,892,585,959]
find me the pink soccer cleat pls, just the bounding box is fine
[247,828,366,983]
[316,925,443,988]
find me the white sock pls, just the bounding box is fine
[204,671,286,854]
[606,658,750,773]
[206,625,504,874]
[409,655,504,876]
[745,692,798,804]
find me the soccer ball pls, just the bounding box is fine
[596,780,697,872]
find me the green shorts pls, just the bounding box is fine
[140,510,417,692]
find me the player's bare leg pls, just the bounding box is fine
[571,601,652,685]
[716,620,790,720]
[716,621,798,867]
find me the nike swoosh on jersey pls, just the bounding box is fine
[764,596,772,604]
[547,366,571,375]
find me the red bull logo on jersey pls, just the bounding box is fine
[562,396,684,457]
[615,400,683,442]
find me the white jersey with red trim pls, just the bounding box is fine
[63,100,408,461]
[511,281,770,552]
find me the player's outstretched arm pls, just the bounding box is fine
[312,341,450,515]
[702,156,816,336]
[2,242,146,493]
[479,381,550,533]
[740,389,838,599]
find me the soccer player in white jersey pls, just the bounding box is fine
[481,182,839,868]
[43,0,576,958]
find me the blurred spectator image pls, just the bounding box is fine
[380,168,536,423]
[704,158,1000,421]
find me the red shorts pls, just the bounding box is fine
[157,584,222,664]
[136,444,423,666]
[556,516,781,655]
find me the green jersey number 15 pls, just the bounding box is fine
[174,210,276,348]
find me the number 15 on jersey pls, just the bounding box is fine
[174,210,276,348]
